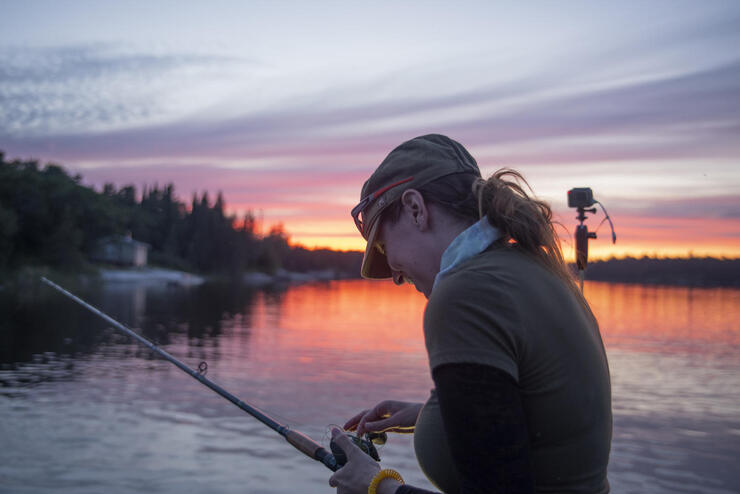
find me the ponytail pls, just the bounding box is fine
[380,167,585,304]
[473,169,582,298]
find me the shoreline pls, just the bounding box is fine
[99,267,206,286]
[4,259,738,290]
[99,266,357,287]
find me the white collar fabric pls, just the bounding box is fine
[433,217,501,292]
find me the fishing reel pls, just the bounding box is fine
[330,432,387,467]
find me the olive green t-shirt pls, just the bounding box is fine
[415,246,612,493]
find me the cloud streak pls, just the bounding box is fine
[0,44,251,136]
[4,56,739,168]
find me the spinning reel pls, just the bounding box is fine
[330,431,387,467]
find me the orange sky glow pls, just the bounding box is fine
[231,206,740,261]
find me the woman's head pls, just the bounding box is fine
[351,134,480,280]
[353,134,577,295]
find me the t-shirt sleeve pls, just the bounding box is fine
[392,363,535,494]
[424,270,521,382]
[433,363,534,493]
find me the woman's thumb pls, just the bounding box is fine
[331,427,357,457]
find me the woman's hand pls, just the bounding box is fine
[344,400,423,436]
[329,428,402,494]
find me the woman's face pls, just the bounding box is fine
[376,205,437,298]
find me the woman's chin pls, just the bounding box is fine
[414,282,431,298]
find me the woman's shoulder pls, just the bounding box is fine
[438,244,554,290]
[430,245,578,323]
[427,249,523,321]
[424,248,525,378]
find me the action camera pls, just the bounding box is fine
[567,188,595,209]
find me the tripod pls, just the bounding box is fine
[574,202,617,292]
[575,206,597,292]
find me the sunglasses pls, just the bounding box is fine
[351,177,413,238]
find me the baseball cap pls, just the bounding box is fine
[352,134,481,279]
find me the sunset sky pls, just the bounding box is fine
[1,1,739,259]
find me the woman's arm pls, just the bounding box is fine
[432,362,534,493]
[329,363,532,494]
[375,363,534,494]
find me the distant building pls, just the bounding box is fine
[91,234,150,267]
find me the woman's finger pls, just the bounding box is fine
[360,416,404,434]
[357,403,388,434]
[343,408,370,431]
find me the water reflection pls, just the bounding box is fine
[0,278,738,493]
[4,279,736,366]
[586,281,740,351]
[0,279,264,366]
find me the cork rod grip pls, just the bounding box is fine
[284,429,322,458]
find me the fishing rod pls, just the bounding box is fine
[41,276,382,471]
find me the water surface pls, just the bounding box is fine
[1,279,738,493]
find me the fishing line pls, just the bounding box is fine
[323,423,344,449]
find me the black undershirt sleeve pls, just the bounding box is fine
[394,363,534,494]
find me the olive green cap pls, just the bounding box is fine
[357,134,481,279]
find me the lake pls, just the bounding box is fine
[1,278,738,493]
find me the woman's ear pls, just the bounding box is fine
[400,189,429,230]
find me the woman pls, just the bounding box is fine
[329,134,612,494]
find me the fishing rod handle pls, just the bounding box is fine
[284,429,323,458]
[284,430,339,471]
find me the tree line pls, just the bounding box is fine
[0,151,362,277]
[2,151,734,285]
[582,256,740,287]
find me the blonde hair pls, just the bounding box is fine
[381,168,586,300]
[473,168,587,305]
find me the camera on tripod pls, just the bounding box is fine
[567,187,616,290]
